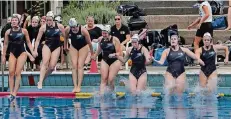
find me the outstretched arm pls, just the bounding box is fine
[182,47,205,66]
[153,49,168,65]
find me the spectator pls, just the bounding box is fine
[225,0,231,30]
[110,14,131,52]
[84,16,102,69]
[187,0,213,50]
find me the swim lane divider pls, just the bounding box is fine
[0,92,229,98]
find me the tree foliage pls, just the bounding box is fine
[62,1,125,26]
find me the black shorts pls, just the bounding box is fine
[196,22,213,38]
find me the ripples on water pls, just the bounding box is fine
[1,77,230,118]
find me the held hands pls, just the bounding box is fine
[64,46,69,52]
[92,39,98,43]
[91,54,96,61]
[32,51,38,58]
[198,59,205,66]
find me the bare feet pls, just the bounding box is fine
[37,82,43,90]
[225,27,231,31]
[76,87,81,93]
[72,87,78,93]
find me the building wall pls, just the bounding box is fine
[1,0,63,27]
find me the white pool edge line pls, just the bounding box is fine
[0,71,230,75]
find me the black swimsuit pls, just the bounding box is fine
[69,26,87,51]
[44,23,61,52]
[166,47,186,78]
[200,46,216,77]
[8,28,26,58]
[100,37,117,66]
[130,46,147,79]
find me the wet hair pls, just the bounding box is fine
[169,30,179,39]
[41,16,46,20]
[11,16,20,24]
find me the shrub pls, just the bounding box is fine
[62,1,127,26]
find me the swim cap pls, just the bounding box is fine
[69,18,78,27]
[131,34,140,42]
[54,16,62,23]
[46,11,54,18]
[203,32,212,39]
[32,16,40,21]
[102,25,111,33]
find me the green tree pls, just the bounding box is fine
[62,1,125,26]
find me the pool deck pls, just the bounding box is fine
[0,64,231,94]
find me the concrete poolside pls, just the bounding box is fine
[9,63,231,75]
[0,64,230,94]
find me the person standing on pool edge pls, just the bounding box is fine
[34,11,65,89]
[153,31,205,96]
[2,15,36,98]
[188,0,213,50]
[91,25,121,94]
[115,34,152,95]
[64,18,93,93]
[111,14,131,64]
[195,32,229,93]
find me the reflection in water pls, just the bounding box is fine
[0,93,228,119]
[164,97,187,119]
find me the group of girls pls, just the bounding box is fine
[1,11,229,99]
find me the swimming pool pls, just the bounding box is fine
[0,93,231,119]
[0,68,231,118]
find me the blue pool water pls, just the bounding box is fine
[1,93,231,119]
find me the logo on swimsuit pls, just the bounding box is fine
[134,53,142,59]
[47,30,50,33]
[17,33,23,36]
[208,52,215,58]
[120,31,125,34]
[105,43,113,48]
[178,52,184,56]
[55,29,59,32]
[77,35,82,38]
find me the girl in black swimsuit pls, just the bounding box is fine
[116,34,151,95]
[195,32,229,93]
[154,31,204,96]
[92,25,121,94]
[64,18,93,93]
[2,15,36,98]
[34,11,65,89]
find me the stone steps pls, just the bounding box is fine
[143,7,228,15]
[150,29,231,45]
[141,15,227,29]
[121,1,229,15]
[122,1,229,8]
